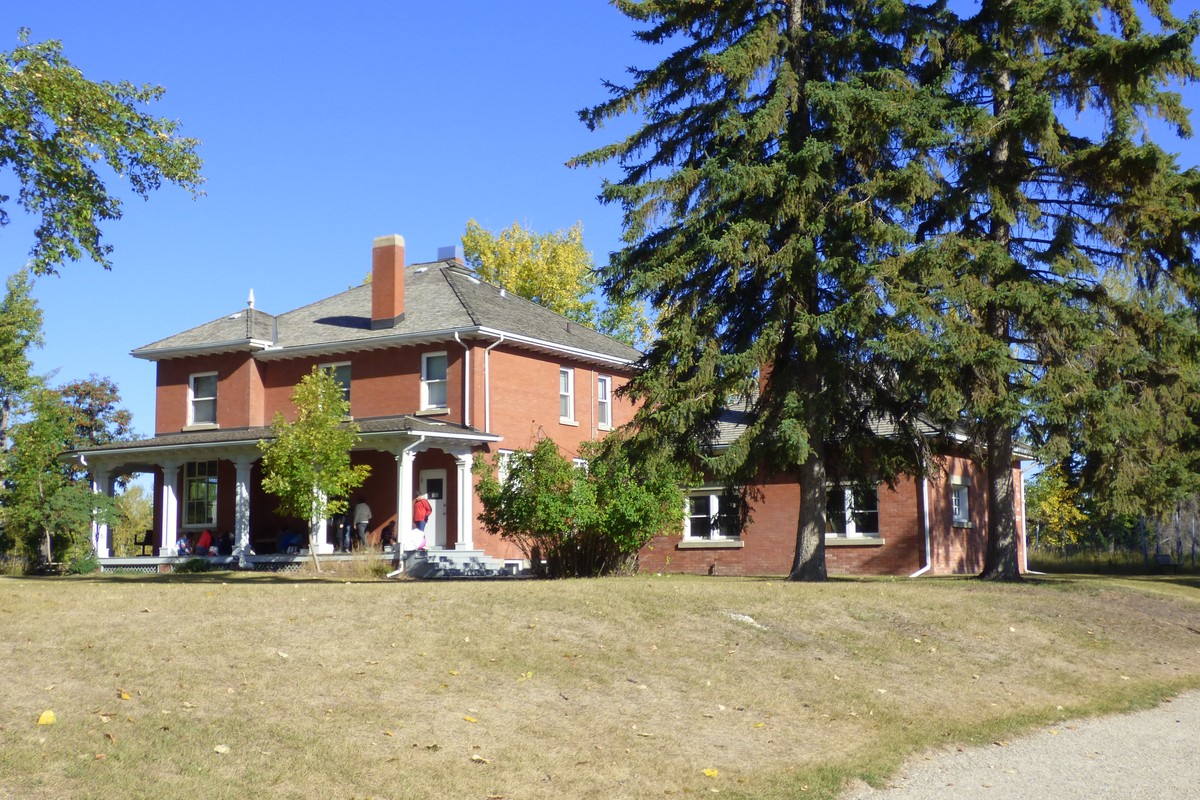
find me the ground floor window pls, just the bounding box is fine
[184,460,218,527]
[826,484,879,537]
[686,488,741,540]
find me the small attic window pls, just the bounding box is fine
[414,267,429,274]
[227,313,243,320]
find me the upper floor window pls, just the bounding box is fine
[322,362,351,406]
[189,373,217,426]
[559,368,575,423]
[597,375,612,430]
[951,478,970,526]
[184,460,218,527]
[422,352,448,410]
[686,488,741,540]
[826,484,879,538]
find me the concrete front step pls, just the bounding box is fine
[399,549,518,579]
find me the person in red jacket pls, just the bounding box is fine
[195,529,213,556]
[413,493,432,533]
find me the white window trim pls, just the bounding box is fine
[187,372,218,428]
[321,361,351,406]
[951,476,972,527]
[826,484,880,539]
[421,351,449,411]
[684,486,741,542]
[559,367,576,424]
[597,375,612,430]
[182,460,218,529]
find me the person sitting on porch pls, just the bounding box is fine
[278,527,302,554]
[195,529,213,556]
[217,531,234,556]
[380,521,396,551]
[177,534,194,557]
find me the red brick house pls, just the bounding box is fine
[73,235,639,569]
[639,406,1027,577]
[72,234,1025,576]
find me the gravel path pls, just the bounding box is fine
[843,692,1200,799]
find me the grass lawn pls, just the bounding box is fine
[1,571,1198,800]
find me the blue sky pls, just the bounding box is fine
[1,1,1198,438]
[0,1,646,434]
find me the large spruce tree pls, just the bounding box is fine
[573,1,942,580]
[900,0,1200,579]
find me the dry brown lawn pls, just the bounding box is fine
[1,571,1198,800]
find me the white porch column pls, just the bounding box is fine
[233,456,255,559]
[396,447,417,548]
[454,451,474,550]
[160,461,182,556]
[310,488,334,555]
[90,468,113,558]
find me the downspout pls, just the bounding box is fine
[910,476,933,577]
[482,333,506,434]
[453,332,471,428]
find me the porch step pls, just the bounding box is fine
[399,549,518,579]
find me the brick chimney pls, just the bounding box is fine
[371,234,405,329]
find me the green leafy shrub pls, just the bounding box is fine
[174,558,211,574]
[474,436,685,578]
[64,553,100,575]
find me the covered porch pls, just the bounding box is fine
[68,415,501,564]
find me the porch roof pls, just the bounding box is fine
[64,414,501,474]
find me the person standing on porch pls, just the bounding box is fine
[352,498,372,550]
[412,493,432,547]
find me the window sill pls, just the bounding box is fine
[952,520,974,529]
[183,423,219,432]
[414,408,448,417]
[678,539,744,550]
[825,535,885,547]
[559,418,579,427]
[597,423,612,432]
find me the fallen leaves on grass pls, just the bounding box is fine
[703,768,719,778]
[214,744,231,755]
[37,710,56,725]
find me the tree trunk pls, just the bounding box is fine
[788,439,829,581]
[980,417,1021,579]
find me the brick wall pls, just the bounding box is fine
[638,459,1020,578]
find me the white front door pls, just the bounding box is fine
[419,469,448,548]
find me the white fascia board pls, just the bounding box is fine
[131,339,274,362]
[358,428,502,445]
[250,327,482,361]
[475,327,639,368]
[248,326,639,369]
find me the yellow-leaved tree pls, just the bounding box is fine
[462,220,651,349]
[1026,466,1087,549]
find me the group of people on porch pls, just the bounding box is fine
[171,493,433,556]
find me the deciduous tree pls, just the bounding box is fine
[2,387,112,562]
[0,269,42,453]
[474,436,684,577]
[258,367,370,554]
[0,29,204,274]
[462,219,652,348]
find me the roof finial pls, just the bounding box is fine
[248,288,255,310]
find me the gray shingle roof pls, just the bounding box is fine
[133,261,641,366]
[69,414,497,458]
